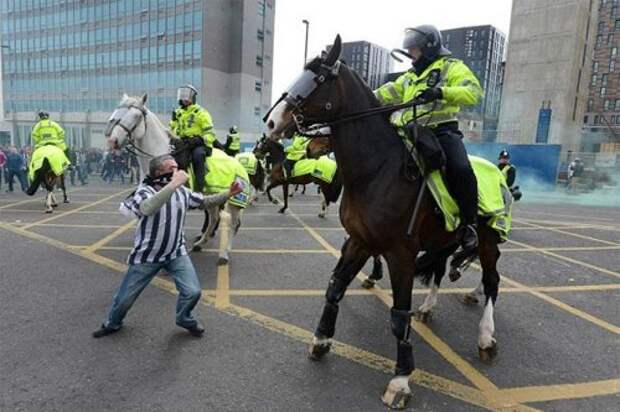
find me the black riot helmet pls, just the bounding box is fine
[403,25,451,61]
[499,150,510,160]
[38,111,49,120]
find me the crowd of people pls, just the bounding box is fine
[0,144,142,193]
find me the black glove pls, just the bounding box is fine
[189,136,205,148]
[171,110,177,122]
[418,87,443,103]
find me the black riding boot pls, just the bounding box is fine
[191,146,207,193]
[434,123,478,251]
[283,159,295,179]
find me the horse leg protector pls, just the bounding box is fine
[391,308,414,376]
[316,275,348,338]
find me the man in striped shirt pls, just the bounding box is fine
[93,154,242,338]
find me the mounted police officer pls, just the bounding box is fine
[374,25,482,252]
[32,111,67,154]
[225,125,241,157]
[170,85,222,192]
[283,133,309,178]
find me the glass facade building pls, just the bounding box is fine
[0,0,275,148]
[442,25,506,141]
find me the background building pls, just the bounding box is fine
[497,0,597,151]
[0,0,275,148]
[583,0,620,152]
[339,41,393,90]
[442,25,506,141]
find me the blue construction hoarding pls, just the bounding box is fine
[465,142,561,186]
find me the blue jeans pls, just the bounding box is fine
[104,255,202,330]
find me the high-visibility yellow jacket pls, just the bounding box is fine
[227,132,241,151]
[374,56,482,128]
[285,134,309,161]
[32,119,67,151]
[170,103,217,148]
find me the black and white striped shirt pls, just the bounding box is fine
[119,183,204,265]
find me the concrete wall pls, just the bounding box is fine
[498,0,597,150]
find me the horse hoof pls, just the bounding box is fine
[192,245,202,252]
[381,381,412,410]
[217,257,229,266]
[51,203,58,208]
[361,278,376,289]
[478,341,498,363]
[308,340,332,361]
[414,310,432,324]
[462,293,479,306]
[318,213,325,219]
[271,199,279,205]
[45,209,53,214]
[278,208,286,214]
[63,199,70,204]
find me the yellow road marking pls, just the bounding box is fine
[0,188,85,210]
[69,245,332,254]
[508,239,620,279]
[2,209,122,215]
[83,221,136,253]
[498,379,620,403]
[501,276,620,335]
[21,188,133,229]
[515,210,616,223]
[503,245,620,253]
[514,219,620,246]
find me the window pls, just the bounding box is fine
[600,87,606,97]
[254,80,262,91]
[257,29,264,40]
[591,74,597,85]
[611,60,616,72]
[615,99,620,111]
[602,73,608,86]
[615,19,620,31]
[254,106,261,116]
[593,61,599,72]
[604,99,610,111]
[255,55,263,66]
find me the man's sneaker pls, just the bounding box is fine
[92,324,121,338]
[459,224,478,252]
[184,322,205,337]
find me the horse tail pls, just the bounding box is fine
[323,170,343,203]
[26,158,50,196]
[414,244,459,286]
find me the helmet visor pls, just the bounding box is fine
[177,87,194,102]
[402,29,428,50]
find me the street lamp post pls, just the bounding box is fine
[302,19,309,67]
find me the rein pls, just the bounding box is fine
[295,98,432,137]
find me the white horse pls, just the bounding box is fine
[104,94,243,264]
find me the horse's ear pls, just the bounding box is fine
[122,93,129,101]
[141,94,148,105]
[324,34,342,66]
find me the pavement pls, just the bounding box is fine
[0,180,618,411]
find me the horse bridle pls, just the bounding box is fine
[266,59,433,138]
[105,104,161,158]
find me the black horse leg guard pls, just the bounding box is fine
[316,275,348,338]
[391,308,414,376]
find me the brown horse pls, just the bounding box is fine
[254,136,341,216]
[265,35,503,409]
